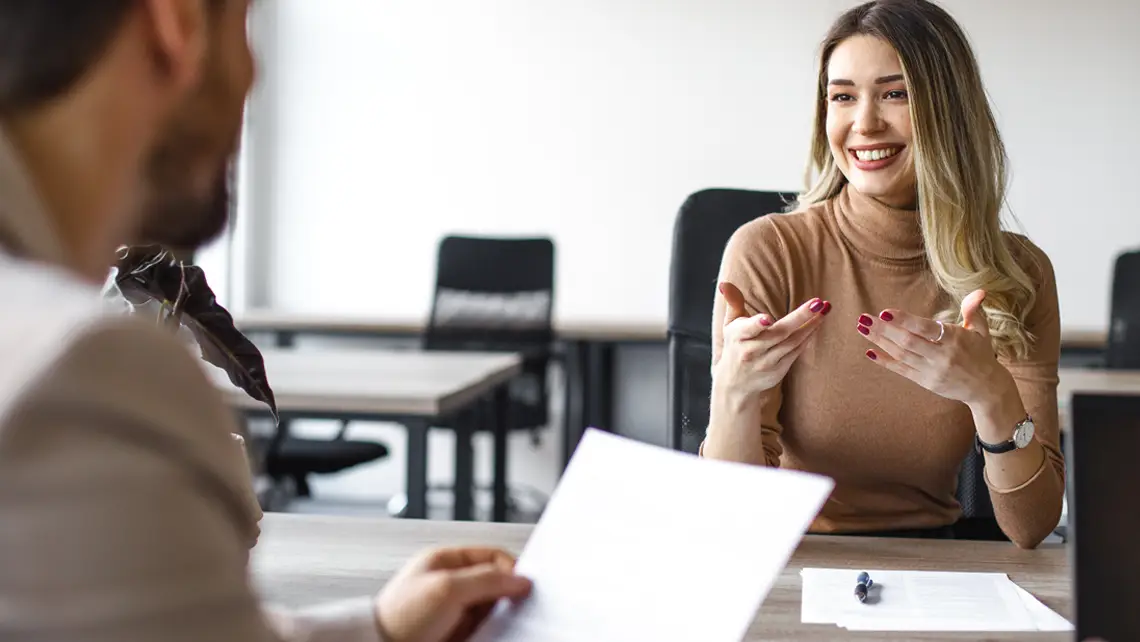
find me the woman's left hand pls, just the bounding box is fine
[856,289,1009,407]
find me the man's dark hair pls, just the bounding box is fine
[0,1,137,113]
[0,1,226,114]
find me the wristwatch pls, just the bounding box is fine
[975,415,1035,454]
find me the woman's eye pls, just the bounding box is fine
[829,93,854,102]
[885,89,909,100]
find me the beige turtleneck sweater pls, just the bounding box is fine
[704,184,1064,549]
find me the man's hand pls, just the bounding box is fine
[376,547,533,642]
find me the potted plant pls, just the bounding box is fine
[105,244,276,547]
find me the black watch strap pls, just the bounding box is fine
[975,432,1017,454]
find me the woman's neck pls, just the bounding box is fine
[832,183,925,263]
[871,191,918,211]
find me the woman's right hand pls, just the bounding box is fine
[713,282,829,403]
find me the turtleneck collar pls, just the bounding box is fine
[832,182,925,264]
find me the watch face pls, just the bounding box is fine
[1014,418,1035,448]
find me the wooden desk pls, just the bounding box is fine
[218,348,522,418]
[252,513,1070,641]
[213,349,522,521]
[235,309,667,343]
[1058,329,1107,351]
[1058,367,1140,400]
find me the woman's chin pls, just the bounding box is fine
[848,177,917,210]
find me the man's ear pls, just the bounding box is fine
[139,0,208,94]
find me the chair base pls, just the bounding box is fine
[253,436,390,510]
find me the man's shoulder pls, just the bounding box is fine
[2,254,224,441]
[0,255,231,431]
[0,256,261,545]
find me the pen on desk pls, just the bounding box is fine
[854,571,873,603]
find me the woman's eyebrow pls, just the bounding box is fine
[828,74,905,86]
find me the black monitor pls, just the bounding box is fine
[1066,392,1140,640]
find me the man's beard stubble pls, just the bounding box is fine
[134,159,233,254]
[133,41,243,255]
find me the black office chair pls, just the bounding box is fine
[667,188,792,454]
[665,188,1005,540]
[951,449,1006,541]
[391,235,556,519]
[1106,249,1140,368]
[262,436,389,499]
[424,235,556,433]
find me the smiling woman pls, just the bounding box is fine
[800,5,1038,361]
[702,0,1065,550]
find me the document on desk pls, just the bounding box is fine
[800,568,1072,632]
[470,429,834,642]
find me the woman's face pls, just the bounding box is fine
[825,35,917,209]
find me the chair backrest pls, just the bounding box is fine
[663,188,1003,539]
[666,188,793,453]
[951,447,1004,540]
[1106,249,1140,369]
[425,235,556,429]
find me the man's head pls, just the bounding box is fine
[0,0,254,253]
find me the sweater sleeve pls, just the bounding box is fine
[987,237,1066,548]
[700,216,793,467]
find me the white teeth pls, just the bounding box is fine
[854,147,900,161]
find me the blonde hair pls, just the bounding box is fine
[797,0,1037,360]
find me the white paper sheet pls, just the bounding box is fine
[1014,585,1074,632]
[470,429,835,642]
[801,568,1071,632]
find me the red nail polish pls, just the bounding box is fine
[821,301,832,315]
[879,311,894,322]
[857,325,870,336]
[759,317,772,327]
[858,314,873,326]
[866,350,877,360]
[810,299,824,313]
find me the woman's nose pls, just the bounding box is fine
[852,102,885,135]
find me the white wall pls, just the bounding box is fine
[244,0,1140,331]
[194,0,279,311]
